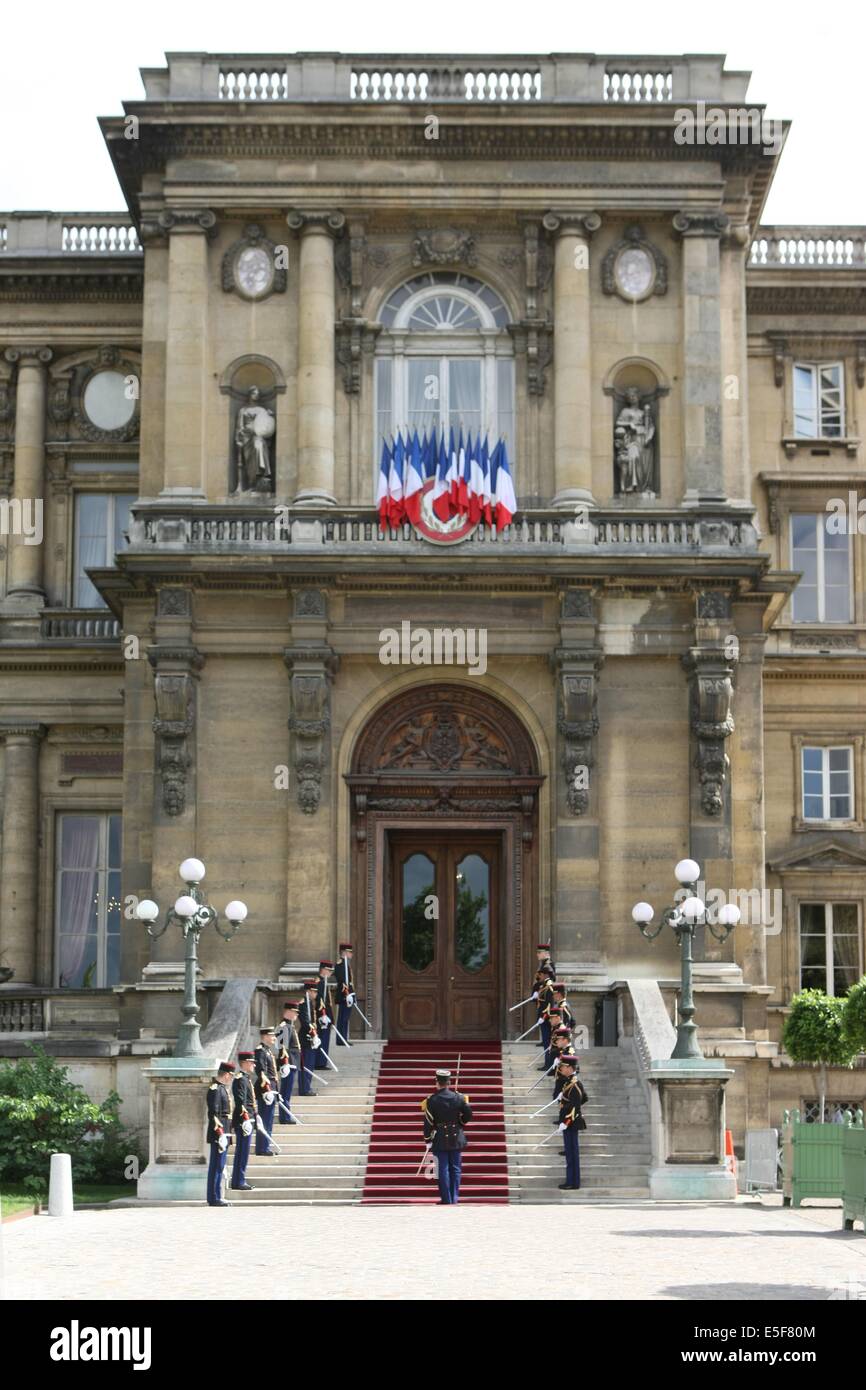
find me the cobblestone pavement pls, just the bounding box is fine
[2,1197,865,1301]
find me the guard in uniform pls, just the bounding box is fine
[421,1067,473,1205]
[334,943,355,1043]
[540,1005,564,1071]
[550,1028,576,1097]
[556,1056,588,1191]
[314,960,334,1068]
[536,966,556,1054]
[254,1026,278,1154]
[230,1051,258,1191]
[206,1061,234,1207]
[275,1001,301,1123]
[552,982,574,1032]
[298,980,321,1095]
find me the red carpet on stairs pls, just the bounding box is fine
[362,1041,509,1204]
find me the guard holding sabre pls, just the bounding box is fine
[334,943,355,1043]
[421,1067,473,1205]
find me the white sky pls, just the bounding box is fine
[1,0,863,224]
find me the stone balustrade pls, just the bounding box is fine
[40,610,121,641]
[124,503,758,556]
[749,228,866,268]
[0,212,141,256]
[139,52,751,104]
[0,994,45,1033]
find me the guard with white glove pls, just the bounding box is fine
[206,1060,235,1206]
[253,1027,279,1154]
[335,943,356,1044]
[275,1001,303,1123]
[298,980,322,1096]
[555,1055,587,1192]
[314,960,335,1070]
[230,1051,259,1191]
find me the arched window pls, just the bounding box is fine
[375,272,514,465]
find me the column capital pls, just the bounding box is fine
[542,210,601,238]
[286,209,346,238]
[672,211,730,239]
[0,721,47,742]
[4,347,53,368]
[152,209,218,240]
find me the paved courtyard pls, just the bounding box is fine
[2,1198,865,1301]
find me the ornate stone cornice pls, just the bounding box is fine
[542,211,602,238]
[0,271,143,303]
[286,210,346,237]
[672,212,730,238]
[747,284,866,316]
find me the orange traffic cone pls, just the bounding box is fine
[725,1128,738,1187]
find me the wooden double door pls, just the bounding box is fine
[388,832,500,1040]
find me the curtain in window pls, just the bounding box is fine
[75,495,108,608]
[832,904,860,994]
[407,358,440,438]
[448,359,482,437]
[57,816,101,988]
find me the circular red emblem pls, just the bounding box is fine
[411,479,479,546]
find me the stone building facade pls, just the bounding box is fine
[0,51,864,1144]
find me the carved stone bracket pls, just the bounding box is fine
[508,319,552,396]
[283,644,339,815]
[336,317,381,395]
[551,647,604,816]
[682,647,736,818]
[148,645,204,817]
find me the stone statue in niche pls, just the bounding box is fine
[613,386,659,496]
[233,386,275,494]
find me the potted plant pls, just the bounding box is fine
[0,953,14,985]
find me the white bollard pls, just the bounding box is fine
[48,1153,74,1217]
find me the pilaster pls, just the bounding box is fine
[0,721,47,984]
[287,210,345,505]
[543,211,601,508]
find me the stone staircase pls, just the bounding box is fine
[504,1041,652,1200]
[230,1040,383,1204]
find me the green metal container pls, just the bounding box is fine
[782,1108,844,1207]
[842,1110,866,1234]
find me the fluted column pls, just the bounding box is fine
[543,212,601,508]
[287,210,345,505]
[3,347,52,603]
[159,209,216,496]
[673,212,729,502]
[0,722,46,983]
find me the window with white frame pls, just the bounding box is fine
[375,272,514,471]
[793,362,844,438]
[74,493,134,608]
[790,513,851,622]
[801,745,854,821]
[55,812,122,988]
[799,901,862,996]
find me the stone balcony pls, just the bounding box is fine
[110,501,772,588]
[138,51,752,105]
[0,212,141,257]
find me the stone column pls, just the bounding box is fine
[549,589,606,1012]
[3,347,52,604]
[673,212,729,503]
[159,210,216,497]
[542,212,601,508]
[287,211,345,506]
[0,722,46,983]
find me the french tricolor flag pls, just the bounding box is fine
[376,438,391,529]
[492,438,516,531]
[388,432,405,527]
[432,430,452,522]
[404,429,425,526]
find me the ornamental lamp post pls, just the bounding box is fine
[631,858,740,1061]
[135,857,248,1059]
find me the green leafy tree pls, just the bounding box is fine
[842,976,866,1054]
[0,1046,141,1193]
[402,882,436,972]
[782,989,857,1123]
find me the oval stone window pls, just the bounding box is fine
[83,370,136,431]
[614,246,655,300]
